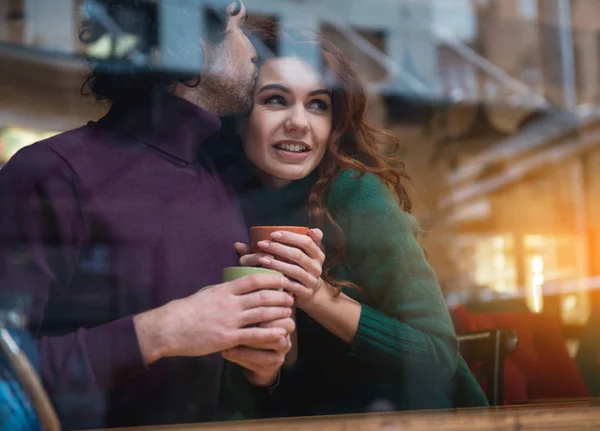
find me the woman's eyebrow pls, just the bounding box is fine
[257,84,291,95]
[308,89,330,97]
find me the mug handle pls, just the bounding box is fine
[0,328,61,431]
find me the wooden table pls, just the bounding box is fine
[89,402,600,431]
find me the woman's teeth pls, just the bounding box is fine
[275,143,309,153]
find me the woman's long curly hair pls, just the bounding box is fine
[313,39,413,292]
[251,25,414,293]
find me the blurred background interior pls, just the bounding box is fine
[3,0,600,406]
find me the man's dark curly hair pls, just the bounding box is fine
[80,0,242,106]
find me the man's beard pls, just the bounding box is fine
[200,47,257,116]
[230,75,255,116]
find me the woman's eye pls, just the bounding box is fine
[309,100,329,111]
[264,95,286,106]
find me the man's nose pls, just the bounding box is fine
[247,36,258,63]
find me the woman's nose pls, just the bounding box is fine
[284,104,309,133]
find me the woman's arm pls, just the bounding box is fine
[322,171,459,378]
[298,281,361,344]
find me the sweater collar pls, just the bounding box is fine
[98,93,222,165]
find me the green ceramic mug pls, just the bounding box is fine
[221,266,283,283]
[201,267,285,292]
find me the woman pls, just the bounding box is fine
[211,35,488,417]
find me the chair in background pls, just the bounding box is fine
[458,329,518,406]
[451,305,590,405]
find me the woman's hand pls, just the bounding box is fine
[234,228,326,305]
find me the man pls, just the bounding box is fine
[0,1,308,428]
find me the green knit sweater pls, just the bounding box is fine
[220,169,487,418]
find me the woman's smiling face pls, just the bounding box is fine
[242,57,333,188]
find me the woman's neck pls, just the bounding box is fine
[256,171,292,189]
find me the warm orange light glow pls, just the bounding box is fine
[530,256,544,313]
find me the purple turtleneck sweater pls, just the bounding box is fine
[0,95,248,428]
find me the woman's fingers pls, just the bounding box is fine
[270,231,325,263]
[234,242,251,257]
[258,256,319,289]
[239,252,275,267]
[257,240,321,276]
[308,228,324,248]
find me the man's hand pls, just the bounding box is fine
[133,274,306,365]
[222,317,295,387]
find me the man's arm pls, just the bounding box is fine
[0,146,150,396]
[131,277,298,365]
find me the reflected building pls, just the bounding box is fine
[2,0,600,332]
[431,0,600,333]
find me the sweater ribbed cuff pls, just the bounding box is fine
[84,315,149,391]
[349,303,397,362]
